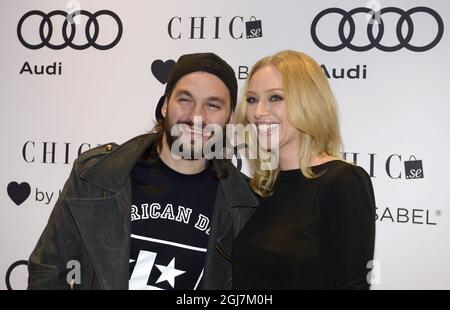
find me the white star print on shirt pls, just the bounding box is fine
[155,257,186,288]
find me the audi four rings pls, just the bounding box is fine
[311,7,444,52]
[17,10,123,50]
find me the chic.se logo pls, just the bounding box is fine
[343,152,424,180]
[167,16,263,40]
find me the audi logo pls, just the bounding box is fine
[311,7,444,52]
[5,260,28,290]
[17,10,123,50]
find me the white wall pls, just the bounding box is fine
[1,0,449,289]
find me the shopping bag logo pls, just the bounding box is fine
[404,155,424,179]
[246,16,263,39]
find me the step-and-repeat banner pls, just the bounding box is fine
[1,0,449,289]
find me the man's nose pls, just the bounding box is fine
[187,103,205,123]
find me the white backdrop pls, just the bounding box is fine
[1,0,449,290]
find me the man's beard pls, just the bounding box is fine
[164,116,227,161]
[164,117,196,160]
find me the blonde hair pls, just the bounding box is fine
[236,50,343,197]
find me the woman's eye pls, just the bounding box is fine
[246,96,258,104]
[270,95,283,102]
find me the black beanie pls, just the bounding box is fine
[155,52,237,120]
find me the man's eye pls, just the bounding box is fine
[207,103,220,110]
[179,97,190,102]
[270,95,283,102]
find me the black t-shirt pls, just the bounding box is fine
[129,158,219,290]
[232,160,376,289]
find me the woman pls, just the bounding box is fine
[232,50,376,289]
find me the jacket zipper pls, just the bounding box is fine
[216,244,234,289]
[88,269,96,289]
[216,244,232,262]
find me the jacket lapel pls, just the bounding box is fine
[68,134,156,289]
[80,134,157,194]
[201,162,259,289]
[211,160,259,242]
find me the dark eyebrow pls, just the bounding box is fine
[205,97,226,105]
[175,90,227,105]
[175,90,194,98]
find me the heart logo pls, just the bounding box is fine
[7,182,31,206]
[151,59,176,84]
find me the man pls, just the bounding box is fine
[28,53,258,290]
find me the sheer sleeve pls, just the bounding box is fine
[327,165,376,289]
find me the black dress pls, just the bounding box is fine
[232,160,376,289]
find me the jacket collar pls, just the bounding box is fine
[80,133,258,208]
[80,134,156,194]
[213,160,258,208]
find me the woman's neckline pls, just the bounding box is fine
[277,159,342,182]
[280,159,341,172]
